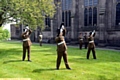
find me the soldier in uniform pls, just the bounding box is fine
[78,33,83,49]
[55,23,71,70]
[38,33,43,46]
[21,26,32,62]
[84,33,88,49]
[86,30,96,59]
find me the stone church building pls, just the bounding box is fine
[53,0,120,46]
[11,0,120,46]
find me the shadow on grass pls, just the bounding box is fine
[0,48,21,57]
[69,56,120,64]
[31,49,55,57]
[31,49,53,53]
[32,68,57,73]
[32,68,68,73]
[3,60,22,64]
[43,53,55,56]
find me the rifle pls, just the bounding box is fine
[91,30,95,36]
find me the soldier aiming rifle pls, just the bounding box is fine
[21,26,32,62]
[55,22,71,70]
[86,30,97,59]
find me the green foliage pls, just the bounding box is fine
[0,41,120,80]
[0,0,55,29]
[0,27,10,40]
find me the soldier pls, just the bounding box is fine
[78,33,83,49]
[38,33,43,46]
[84,33,88,49]
[21,26,32,62]
[86,30,96,59]
[55,23,71,70]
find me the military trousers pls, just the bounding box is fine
[22,46,31,61]
[84,42,88,49]
[39,41,42,46]
[56,51,70,69]
[79,43,83,49]
[87,48,96,59]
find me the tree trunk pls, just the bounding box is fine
[0,15,4,27]
[0,23,2,27]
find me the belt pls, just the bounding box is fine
[89,41,94,43]
[58,41,65,45]
[23,38,30,41]
[80,39,83,40]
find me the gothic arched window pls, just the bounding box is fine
[117,0,120,2]
[84,0,88,7]
[89,8,92,25]
[84,0,98,26]
[65,11,68,26]
[62,11,64,22]
[84,8,88,26]
[93,0,98,5]
[93,7,97,26]
[62,0,65,11]
[69,11,71,26]
[116,3,120,25]
[45,17,51,27]
[89,0,93,6]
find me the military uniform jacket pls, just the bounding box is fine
[84,35,88,43]
[78,36,83,43]
[21,30,32,47]
[55,35,67,52]
[88,36,95,48]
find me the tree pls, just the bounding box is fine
[0,27,10,40]
[0,0,55,29]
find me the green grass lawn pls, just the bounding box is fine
[0,41,120,80]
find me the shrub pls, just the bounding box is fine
[0,27,10,41]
